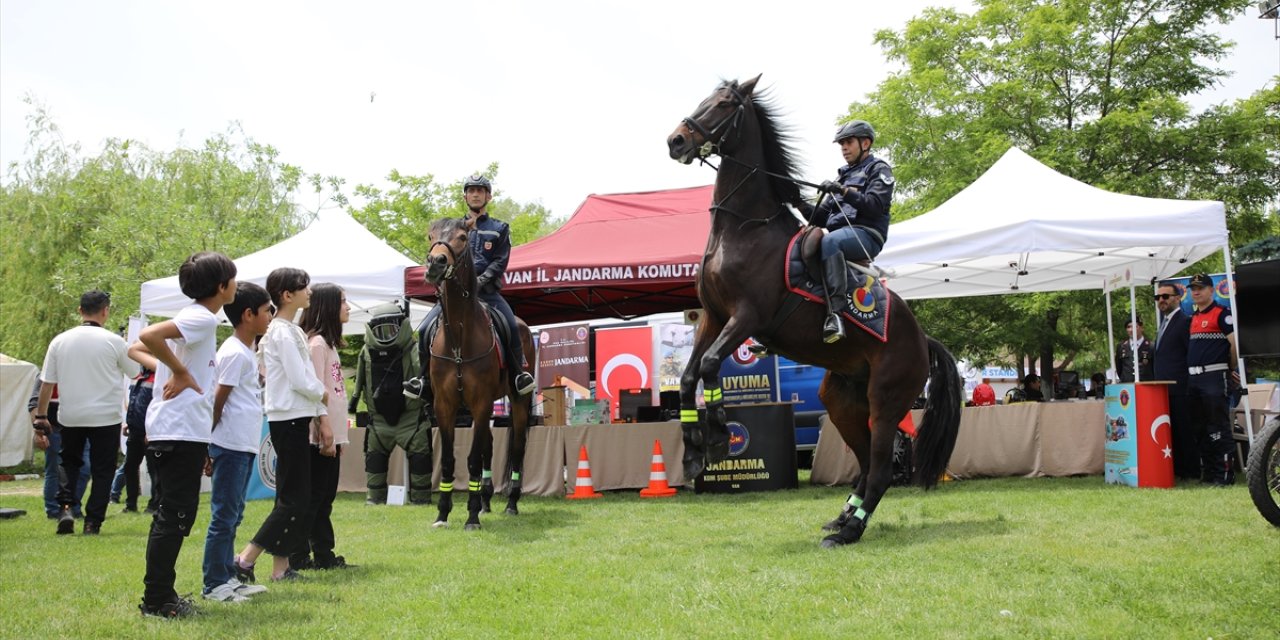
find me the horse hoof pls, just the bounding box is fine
[464,522,481,531]
[821,533,855,548]
[504,507,518,516]
[431,520,449,528]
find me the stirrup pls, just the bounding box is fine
[747,343,770,357]
[514,372,535,396]
[402,376,425,400]
[823,314,845,343]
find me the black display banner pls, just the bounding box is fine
[695,402,798,493]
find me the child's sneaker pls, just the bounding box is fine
[139,596,197,619]
[202,583,248,603]
[229,578,268,597]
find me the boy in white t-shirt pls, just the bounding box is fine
[127,252,237,619]
[201,282,273,603]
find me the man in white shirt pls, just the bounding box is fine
[33,290,140,535]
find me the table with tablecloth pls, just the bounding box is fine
[337,422,685,497]
[810,400,1106,485]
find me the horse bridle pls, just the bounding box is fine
[429,237,466,287]
[681,82,748,159]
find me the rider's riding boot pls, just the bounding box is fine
[822,254,848,344]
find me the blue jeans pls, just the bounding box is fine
[44,427,89,517]
[821,225,885,262]
[202,445,255,592]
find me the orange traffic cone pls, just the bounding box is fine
[566,444,603,499]
[639,439,677,498]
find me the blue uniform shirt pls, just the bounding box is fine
[812,153,894,242]
[468,211,511,293]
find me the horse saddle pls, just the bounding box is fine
[423,302,517,370]
[786,227,891,342]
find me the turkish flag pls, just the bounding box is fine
[594,326,653,420]
[1134,384,1174,488]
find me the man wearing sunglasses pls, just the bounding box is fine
[1152,282,1195,480]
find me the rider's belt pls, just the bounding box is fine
[1187,363,1229,375]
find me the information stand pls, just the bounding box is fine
[1104,382,1173,488]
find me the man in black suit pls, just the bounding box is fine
[1152,281,1195,479]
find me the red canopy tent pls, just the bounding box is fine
[404,185,714,326]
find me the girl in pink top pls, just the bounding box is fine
[292,283,354,570]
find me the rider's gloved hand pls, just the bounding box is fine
[477,273,492,289]
[819,180,844,196]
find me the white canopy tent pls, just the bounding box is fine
[876,147,1255,440]
[140,211,428,334]
[878,147,1227,298]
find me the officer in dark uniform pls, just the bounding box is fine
[409,175,535,399]
[1115,319,1154,382]
[1184,273,1237,485]
[812,120,895,343]
[1152,281,1195,479]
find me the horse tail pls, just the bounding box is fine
[912,336,964,490]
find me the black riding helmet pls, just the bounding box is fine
[463,174,492,192]
[833,120,875,143]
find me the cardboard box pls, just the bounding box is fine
[542,386,569,426]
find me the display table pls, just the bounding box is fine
[810,400,1106,486]
[335,422,685,497]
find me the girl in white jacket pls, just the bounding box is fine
[235,267,327,583]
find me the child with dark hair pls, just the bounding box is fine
[127,251,237,618]
[236,267,327,583]
[202,282,273,603]
[293,283,355,570]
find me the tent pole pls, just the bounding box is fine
[1221,245,1254,446]
[1105,286,1116,383]
[1128,285,1140,383]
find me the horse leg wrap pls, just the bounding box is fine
[480,473,494,514]
[681,408,705,479]
[822,495,862,532]
[505,474,522,516]
[465,480,483,529]
[702,395,729,465]
[435,487,453,524]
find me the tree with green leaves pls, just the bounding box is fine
[348,162,559,264]
[0,101,338,364]
[847,0,1280,379]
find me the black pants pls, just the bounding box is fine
[1188,371,1234,482]
[250,418,311,556]
[1167,393,1199,479]
[142,440,207,607]
[290,444,341,567]
[57,425,120,525]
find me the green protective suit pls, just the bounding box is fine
[350,303,432,504]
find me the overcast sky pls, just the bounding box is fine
[2,1,1275,221]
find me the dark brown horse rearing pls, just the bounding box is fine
[423,216,534,529]
[667,76,964,547]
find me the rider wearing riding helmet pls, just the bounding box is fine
[813,120,895,343]
[411,174,536,398]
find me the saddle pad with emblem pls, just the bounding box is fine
[783,230,891,342]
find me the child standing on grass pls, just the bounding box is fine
[235,267,328,583]
[201,282,274,603]
[128,252,237,619]
[292,283,356,570]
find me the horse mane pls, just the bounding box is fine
[744,84,803,206]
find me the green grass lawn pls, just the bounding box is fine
[1,474,1276,639]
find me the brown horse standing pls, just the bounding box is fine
[423,216,534,530]
[666,76,963,547]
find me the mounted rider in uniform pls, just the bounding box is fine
[406,174,536,401]
[812,120,895,343]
